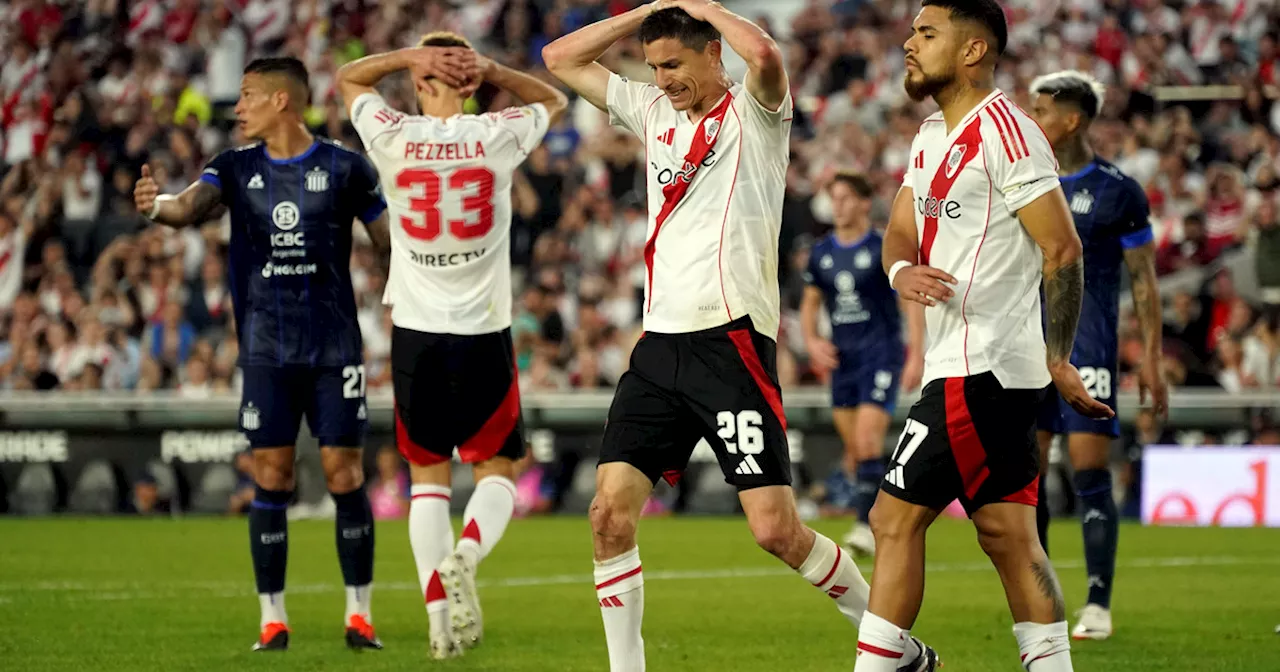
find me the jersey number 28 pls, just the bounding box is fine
[395,167,495,241]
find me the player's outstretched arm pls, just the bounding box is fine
[1018,189,1114,419]
[134,165,222,228]
[884,185,956,307]
[542,2,665,111]
[336,47,476,117]
[479,57,569,124]
[1123,241,1168,417]
[674,0,787,111]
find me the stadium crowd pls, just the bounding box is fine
[0,0,1279,409]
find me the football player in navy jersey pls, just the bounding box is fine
[1028,70,1168,641]
[801,172,924,557]
[134,57,400,652]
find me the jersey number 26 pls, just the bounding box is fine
[395,167,495,242]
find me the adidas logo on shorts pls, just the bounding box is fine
[734,455,763,476]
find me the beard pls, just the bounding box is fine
[903,66,954,102]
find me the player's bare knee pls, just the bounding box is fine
[975,519,1038,566]
[253,454,295,491]
[325,463,364,494]
[867,497,918,546]
[747,506,804,560]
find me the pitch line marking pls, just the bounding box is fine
[0,555,1274,601]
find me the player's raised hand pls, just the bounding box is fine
[1049,361,1116,420]
[134,164,158,216]
[805,337,840,373]
[892,264,957,307]
[672,0,722,20]
[1139,355,1169,420]
[409,47,477,89]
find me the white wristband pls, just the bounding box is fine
[888,260,912,290]
[147,198,162,220]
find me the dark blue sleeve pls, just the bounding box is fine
[802,243,821,287]
[1117,178,1154,249]
[348,154,387,224]
[199,150,234,201]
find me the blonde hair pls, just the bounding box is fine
[417,31,473,50]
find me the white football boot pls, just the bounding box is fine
[439,551,484,649]
[842,522,877,558]
[1071,603,1113,640]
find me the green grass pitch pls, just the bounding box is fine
[0,516,1277,670]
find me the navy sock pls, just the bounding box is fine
[853,459,886,524]
[332,486,375,587]
[1036,475,1050,556]
[249,487,291,594]
[1074,469,1119,608]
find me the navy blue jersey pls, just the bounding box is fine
[201,139,386,367]
[1060,157,1152,371]
[803,231,903,368]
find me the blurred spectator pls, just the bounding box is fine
[0,0,1277,399]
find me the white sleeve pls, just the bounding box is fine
[738,86,793,142]
[606,72,663,137]
[984,102,1060,213]
[350,92,405,151]
[493,103,552,160]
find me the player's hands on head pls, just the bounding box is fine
[647,0,679,14]
[672,0,721,19]
[458,53,495,99]
[1139,356,1169,420]
[134,164,158,216]
[1048,361,1116,420]
[893,265,957,307]
[410,47,478,90]
[805,337,840,373]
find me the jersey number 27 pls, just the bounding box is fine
[396,167,495,241]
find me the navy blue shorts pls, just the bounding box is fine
[1036,363,1120,438]
[239,365,368,449]
[832,363,902,413]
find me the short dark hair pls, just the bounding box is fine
[830,171,874,199]
[1029,70,1104,120]
[244,57,311,105]
[638,8,720,51]
[921,0,1008,56]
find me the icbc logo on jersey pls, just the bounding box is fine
[270,201,305,250]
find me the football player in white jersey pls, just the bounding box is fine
[336,32,567,659]
[853,2,1113,671]
[545,2,939,670]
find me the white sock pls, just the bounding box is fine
[344,584,372,622]
[457,475,517,566]
[1014,621,1073,671]
[854,611,909,672]
[798,532,870,627]
[410,484,454,631]
[258,592,287,627]
[594,546,645,672]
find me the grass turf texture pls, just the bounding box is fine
[0,517,1276,671]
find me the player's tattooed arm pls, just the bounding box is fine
[363,211,392,254]
[1124,241,1169,416]
[1017,189,1084,365]
[135,165,224,228]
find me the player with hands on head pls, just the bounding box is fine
[338,32,567,660]
[546,2,940,670]
[136,56,391,653]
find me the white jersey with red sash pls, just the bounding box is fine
[605,73,793,340]
[902,89,1060,389]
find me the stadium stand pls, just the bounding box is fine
[0,0,1279,513]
